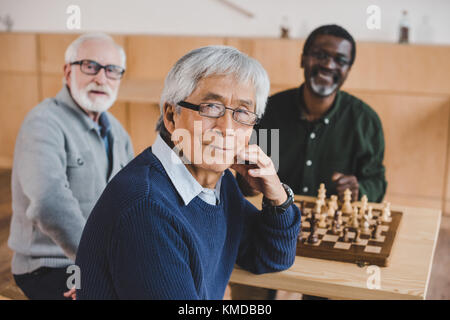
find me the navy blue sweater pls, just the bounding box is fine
[75,147,301,299]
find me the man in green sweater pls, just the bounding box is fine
[232,24,387,299]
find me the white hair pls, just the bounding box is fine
[156,45,270,132]
[64,32,126,68]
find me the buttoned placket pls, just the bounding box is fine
[301,119,329,195]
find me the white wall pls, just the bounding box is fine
[1,0,449,44]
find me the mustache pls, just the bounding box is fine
[84,83,113,96]
[311,66,340,83]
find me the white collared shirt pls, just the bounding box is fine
[152,134,222,206]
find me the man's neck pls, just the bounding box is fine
[302,84,336,122]
[161,132,222,189]
[80,107,100,123]
[185,164,222,190]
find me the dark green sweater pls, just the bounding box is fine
[256,85,387,202]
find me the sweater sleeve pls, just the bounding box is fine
[235,199,301,274]
[110,202,201,299]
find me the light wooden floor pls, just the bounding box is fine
[0,169,448,300]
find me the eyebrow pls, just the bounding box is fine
[311,46,351,60]
[202,92,255,108]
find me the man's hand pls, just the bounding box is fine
[332,172,359,201]
[231,145,287,206]
[63,287,76,300]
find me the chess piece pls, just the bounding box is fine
[335,210,343,227]
[362,214,370,234]
[382,201,391,222]
[307,219,319,244]
[371,221,382,239]
[298,229,303,242]
[354,228,362,243]
[341,188,353,214]
[318,212,327,228]
[343,227,350,242]
[314,199,322,216]
[367,205,373,220]
[359,195,368,218]
[299,200,305,216]
[317,183,326,207]
[327,195,338,218]
[351,206,359,228]
[331,219,340,235]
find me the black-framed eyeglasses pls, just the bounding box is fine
[178,101,260,126]
[70,59,125,80]
[307,49,351,67]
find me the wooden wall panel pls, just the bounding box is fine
[109,102,129,133]
[352,91,450,208]
[0,74,40,167]
[128,103,161,155]
[345,43,450,95]
[0,33,37,73]
[226,38,304,88]
[40,74,63,100]
[126,36,225,80]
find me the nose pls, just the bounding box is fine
[93,67,108,85]
[215,108,235,134]
[320,56,337,70]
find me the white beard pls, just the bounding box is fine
[70,73,118,113]
[310,76,339,97]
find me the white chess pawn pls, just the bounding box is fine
[381,201,391,222]
[351,206,359,228]
[384,201,391,217]
[327,203,336,219]
[367,205,373,220]
[341,188,353,214]
[362,214,370,234]
[317,183,326,206]
[326,195,337,218]
[314,199,322,215]
[359,195,368,218]
[318,213,327,228]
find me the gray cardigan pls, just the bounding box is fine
[8,85,134,274]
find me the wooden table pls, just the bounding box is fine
[229,194,442,300]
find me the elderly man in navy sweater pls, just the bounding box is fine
[75,45,301,300]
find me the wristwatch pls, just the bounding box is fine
[262,183,295,215]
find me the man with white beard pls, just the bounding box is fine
[8,33,134,300]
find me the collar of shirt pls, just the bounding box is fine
[297,84,343,125]
[152,134,223,206]
[96,113,111,138]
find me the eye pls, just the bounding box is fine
[336,57,350,66]
[234,108,249,114]
[205,103,222,109]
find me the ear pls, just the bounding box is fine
[63,64,72,87]
[163,103,177,135]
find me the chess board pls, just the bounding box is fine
[295,196,403,267]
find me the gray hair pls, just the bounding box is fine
[64,32,126,68]
[156,45,270,132]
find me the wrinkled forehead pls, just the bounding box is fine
[194,74,256,105]
[76,39,122,66]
